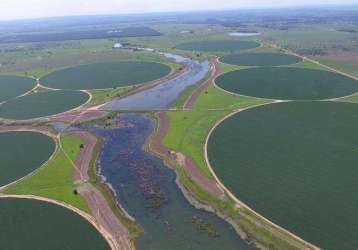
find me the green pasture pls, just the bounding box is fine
[208,101,358,250]
[89,86,136,105]
[163,84,270,179]
[5,135,88,211]
[315,57,358,78]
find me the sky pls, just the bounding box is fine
[0,0,357,21]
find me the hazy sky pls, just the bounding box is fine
[0,0,356,21]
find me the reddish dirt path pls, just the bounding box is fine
[66,131,97,183]
[150,112,225,198]
[183,57,221,109]
[51,109,107,123]
[78,183,132,250]
[63,130,132,250]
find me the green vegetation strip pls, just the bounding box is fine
[216,67,358,100]
[0,75,36,103]
[40,61,171,90]
[208,101,358,250]
[163,85,270,179]
[5,135,88,211]
[0,131,55,187]
[0,90,89,120]
[0,198,109,250]
[89,86,136,105]
[220,53,302,66]
[176,40,260,52]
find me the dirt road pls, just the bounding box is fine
[61,130,133,250]
[150,112,225,198]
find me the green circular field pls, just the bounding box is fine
[0,90,89,120]
[0,198,110,250]
[208,101,358,250]
[220,52,302,66]
[216,67,358,100]
[0,131,55,186]
[40,61,171,90]
[176,40,260,52]
[0,75,36,103]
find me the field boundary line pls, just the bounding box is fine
[265,42,358,81]
[0,127,58,191]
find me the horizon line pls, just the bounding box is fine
[0,3,357,23]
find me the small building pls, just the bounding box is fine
[113,43,123,49]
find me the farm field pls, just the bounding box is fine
[0,7,358,250]
[207,101,358,250]
[0,131,55,187]
[5,135,89,212]
[220,53,302,66]
[0,27,161,44]
[0,90,89,120]
[176,40,260,52]
[40,61,171,90]
[216,67,358,100]
[0,75,36,103]
[0,198,109,250]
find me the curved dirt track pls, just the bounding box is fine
[150,112,225,198]
[63,130,133,250]
[0,194,120,250]
[183,57,221,109]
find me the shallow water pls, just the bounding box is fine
[103,60,209,110]
[229,32,261,37]
[88,113,257,250]
[159,52,191,64]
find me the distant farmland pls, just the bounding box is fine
[0,27,162,43]
[220,52,302,66]
[176,40,260,52]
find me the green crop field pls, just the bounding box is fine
[5,135,88,211]
[216,67,358,100]
[208,101,358,250]
[163,84,270,178]
[0,198,109,250]
[0,90,89,120]
[40,61,171,90]
[220,53,302,66]
[176,40,260,52]
[0,131,55,187]
[0,75,36,103]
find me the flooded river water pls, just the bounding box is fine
[86,114,257,250]
[103,55,209,110]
